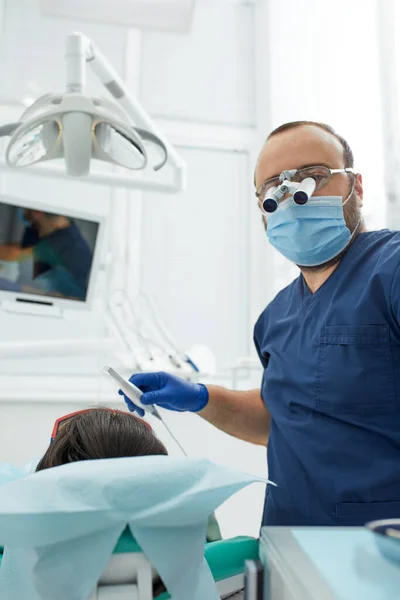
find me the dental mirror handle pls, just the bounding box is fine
[103,365,161,420]
[102,365,188,456]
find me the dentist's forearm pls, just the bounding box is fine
[198,386,270,446]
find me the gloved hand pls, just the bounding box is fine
[118,371,209,416]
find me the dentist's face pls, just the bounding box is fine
[23,209,35,225]
[23,209,43,228]
[254,124,363,233]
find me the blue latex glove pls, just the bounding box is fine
[118,371,209,416]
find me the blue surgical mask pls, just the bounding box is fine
[266,195,359,267]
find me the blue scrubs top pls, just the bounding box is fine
[254,230,400,526]
[21,224,93,300]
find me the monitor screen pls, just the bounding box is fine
[0,197,101,306]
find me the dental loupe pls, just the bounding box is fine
[0,33,181,183]
[262,176,316,214]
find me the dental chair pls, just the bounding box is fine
[91,529,257,599]
[0,456,266,600]
[0,531,258,599]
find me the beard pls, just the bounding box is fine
[297,191,363,273]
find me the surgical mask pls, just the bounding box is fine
[266,194,359,267]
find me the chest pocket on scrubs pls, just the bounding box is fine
[316,325,395,415]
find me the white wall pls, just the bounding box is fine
[141,147,251,367]
[0,0,392,539]
[0,0,268,539]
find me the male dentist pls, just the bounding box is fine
[121,121,400,527]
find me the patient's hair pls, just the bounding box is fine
[36,408,167,472]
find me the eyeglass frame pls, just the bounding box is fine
[50,408,152,443]
[255,165,356,201]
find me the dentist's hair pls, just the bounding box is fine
[266,121,354,168]
[36,407,167,471]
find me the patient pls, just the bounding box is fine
[36,407,167,470]
[35,407,222,596]
[37,407,221,533]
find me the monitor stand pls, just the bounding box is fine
[0,299,62,318]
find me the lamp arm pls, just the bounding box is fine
[66,32,185,179]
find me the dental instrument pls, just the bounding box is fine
[103,365,161,420]
[103,365,188,456]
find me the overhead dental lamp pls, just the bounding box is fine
[0,33,186,192]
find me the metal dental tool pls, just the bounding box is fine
[103,365,188,456]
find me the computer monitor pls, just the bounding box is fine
[0,194,105,310]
